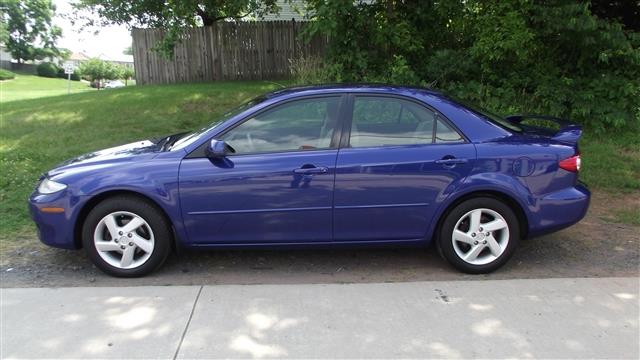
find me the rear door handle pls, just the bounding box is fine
[435,158,468,165]
[293,166,329,175]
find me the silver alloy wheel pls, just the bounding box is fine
[452,208,510,266]
[93,211,155,269]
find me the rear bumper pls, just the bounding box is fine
[527,183,590,238]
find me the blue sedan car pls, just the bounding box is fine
[29,85,589,277]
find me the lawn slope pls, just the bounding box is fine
[1,72,95,103]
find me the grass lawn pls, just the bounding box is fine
[0,76,638,241]
[1,72,96,102]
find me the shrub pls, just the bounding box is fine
[0,69,16,80]
[36,62,60,78]
[289,55,327,85]
[364,55,426,86]
[304,1,640,132]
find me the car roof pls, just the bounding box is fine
[263,83,445,100]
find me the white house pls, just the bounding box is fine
[97,53,134,69]
[0,43,13,69]
[67,51,91,67]
[259,0,310,21]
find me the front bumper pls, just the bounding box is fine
[28,190,85,250]
[527,182,591,238]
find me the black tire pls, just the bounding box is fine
[437,197,519,274]
[82,195,172,277]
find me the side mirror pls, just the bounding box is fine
[205,139,229,158]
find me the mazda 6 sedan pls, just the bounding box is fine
[29,84,590,277]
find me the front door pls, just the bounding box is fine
[334,95,475,241]
[179,96,343,244]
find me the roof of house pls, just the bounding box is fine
[68,52,91,61]
[97,53,134,63]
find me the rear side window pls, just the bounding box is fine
[348,96,463,147]
[349,97,436,147]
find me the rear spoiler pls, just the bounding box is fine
[505,114,582,145]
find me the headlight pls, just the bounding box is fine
[38,179,67,194]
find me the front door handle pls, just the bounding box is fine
[293,165,329,175]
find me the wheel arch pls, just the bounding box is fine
[432,190,530,243]
[74,189,179,250]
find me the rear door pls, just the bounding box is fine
[333,94,475,241]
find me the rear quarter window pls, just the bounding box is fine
[435,118,464,143]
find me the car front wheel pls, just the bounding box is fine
[82,196,172,277]
[438,197,520,274]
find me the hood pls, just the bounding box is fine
[47,140,160,177]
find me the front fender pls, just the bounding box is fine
[53,151,189,247]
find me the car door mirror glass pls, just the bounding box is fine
[206,139,232,158]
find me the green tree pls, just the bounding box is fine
[74,0,281,55]
[120,65,134,85]
[304,0,639,132]
[0,13,9,43]
[303,0,465,83]
[79,58,120,89]
[590,0,640,31]
[123,45,133,55]
[1,0,64,64]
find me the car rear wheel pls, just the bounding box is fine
[82,196,172,277]
[438,197,519,274]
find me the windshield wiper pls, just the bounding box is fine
[150,132,191,151]
[161,132,191,151]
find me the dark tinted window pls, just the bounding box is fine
[222,97,339,154]
[349,97,436,147]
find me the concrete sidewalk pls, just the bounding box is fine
[1,277,638,359]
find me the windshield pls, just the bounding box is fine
[169,95,268,150]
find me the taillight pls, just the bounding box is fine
[559,154,581,172]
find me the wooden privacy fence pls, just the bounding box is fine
[132,21,327,85]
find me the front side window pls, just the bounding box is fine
[349,96,438,147]
[221,97,340,154]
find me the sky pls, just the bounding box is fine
[52,0,132,61]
